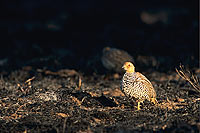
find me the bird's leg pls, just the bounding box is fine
[137,102,141,110]
[151,98,158,105]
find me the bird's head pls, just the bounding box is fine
[122,62,135,73]
[103,47,111,53]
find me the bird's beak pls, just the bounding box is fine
[122,65,125,69]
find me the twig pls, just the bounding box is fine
[25,76,35,83]
[62,118,67,133]
[18,76,35,95]
[175,64,200,94]
[78,76,82,90]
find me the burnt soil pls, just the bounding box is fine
[0,60,199,132]
[1,1,199,132]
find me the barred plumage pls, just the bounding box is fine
[101,47,134,73]
[121,62,157,110]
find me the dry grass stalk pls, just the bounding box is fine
[78,76,82,90]
[175,64,200,94]
[17,76,35,94]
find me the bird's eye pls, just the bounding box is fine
[128,64,130,67]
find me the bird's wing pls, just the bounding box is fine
[135,72,156,98]
[117,50,134,61]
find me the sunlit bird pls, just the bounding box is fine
[121,62,158,110]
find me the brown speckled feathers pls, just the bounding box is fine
[121,72,156,101]
[121,62,157,110]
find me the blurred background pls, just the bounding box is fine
[2,0,199,73]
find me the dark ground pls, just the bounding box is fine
[1,0,199,132]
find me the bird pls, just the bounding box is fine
[121,62,158,110]
[101,47,134,73]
